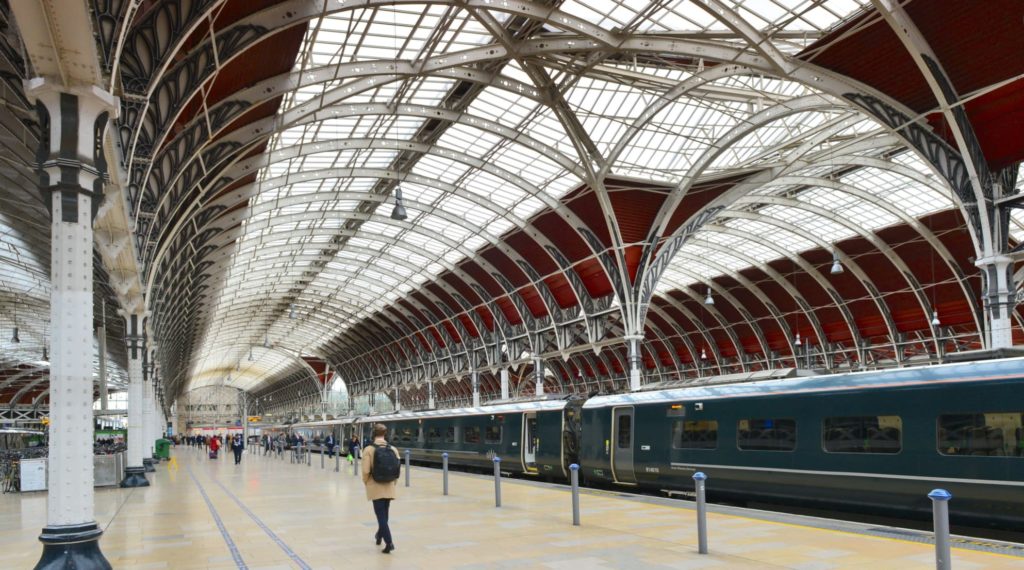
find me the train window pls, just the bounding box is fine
[823,416,901,454]
[938,412,1023,457]
[445,427,456,443]
[396,427,416,443]
[737,418,796,451]
[485,426,502,444]
[672,420,718,449]
[464,426,481,444]
[617,415,632,448]
[427,427,442,443]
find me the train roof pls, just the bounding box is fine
[290,417,360,428]
[584,356,1024,409]
[362,398,569,423]
[0,428,43,436]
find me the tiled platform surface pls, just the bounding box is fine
[1,448,1021,569]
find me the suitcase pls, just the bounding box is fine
[209,451,217,459]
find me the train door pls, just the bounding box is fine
[523,412,538,472]
[611,407,636,483]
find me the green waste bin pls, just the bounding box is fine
[155,439,171,460]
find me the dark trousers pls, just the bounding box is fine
[233,448,242,464]
[372,499,393,546]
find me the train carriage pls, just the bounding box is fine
[579,358,1024,528]
[358,399,582,476]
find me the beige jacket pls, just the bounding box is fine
[361,438,399,501]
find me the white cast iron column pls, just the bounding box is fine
[976,255,1015,350]
[626,335,643,391]
[533,353,545,396]
[26,80,116,569]
[120,313,148,487]
[143,363,155,471]
[471,370,480,407]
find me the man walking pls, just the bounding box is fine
[362,424,399,554]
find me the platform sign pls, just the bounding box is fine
[247,416,261,423]
[20,458,47,492]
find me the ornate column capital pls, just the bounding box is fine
[23,79,119,221]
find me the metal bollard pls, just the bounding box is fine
[307,446,312,466]
[321,448,325,469]
[353,454,359,476]
[570,463,580,526]
[290,446,295,464]
[929,489,952,570]
[404,449,411,487]
[442,453,449,496]
[693,472,708,555]
[493,457,502,507]
[335,446,340,472]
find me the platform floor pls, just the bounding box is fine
[1,447,1021,569]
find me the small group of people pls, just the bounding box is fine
[190,425,401,555]
[183,433,245,465]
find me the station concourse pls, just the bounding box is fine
[0,1,1022,569]
[1,447,1021,569]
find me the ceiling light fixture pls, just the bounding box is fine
[700,346,707,360]
[263,334,270,348]
[704,287,714,305]
[830,250,843,275]
[289,303,296,319]
[794,331,802,346]
[390,187,408,221]
[248,347,254,361]
[10,304,18,343]
[931,310,941,327]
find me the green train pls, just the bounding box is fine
[295,357,1024,528]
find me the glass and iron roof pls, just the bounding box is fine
[3,0,1021,407]
[172,1,1018,396]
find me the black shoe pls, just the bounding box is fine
[375,532,382,546]
[382,544,394,554]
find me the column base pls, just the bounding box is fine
[143,458,155,472]
[35,522,111,570]
[120,467,149,487]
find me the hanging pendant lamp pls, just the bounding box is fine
[390,187,408,221]
[830,250,843,275]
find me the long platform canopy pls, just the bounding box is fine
[0,0,1023,415]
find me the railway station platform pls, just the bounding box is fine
[1,448,1021,569]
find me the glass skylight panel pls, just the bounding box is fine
[516,107,579,162]
[413,154,471,185]
[401,180,444,207]
[436,124,503,157]
[483,143,567,191]
[468,88,538,129]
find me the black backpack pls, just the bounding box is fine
[371,444,401,483]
